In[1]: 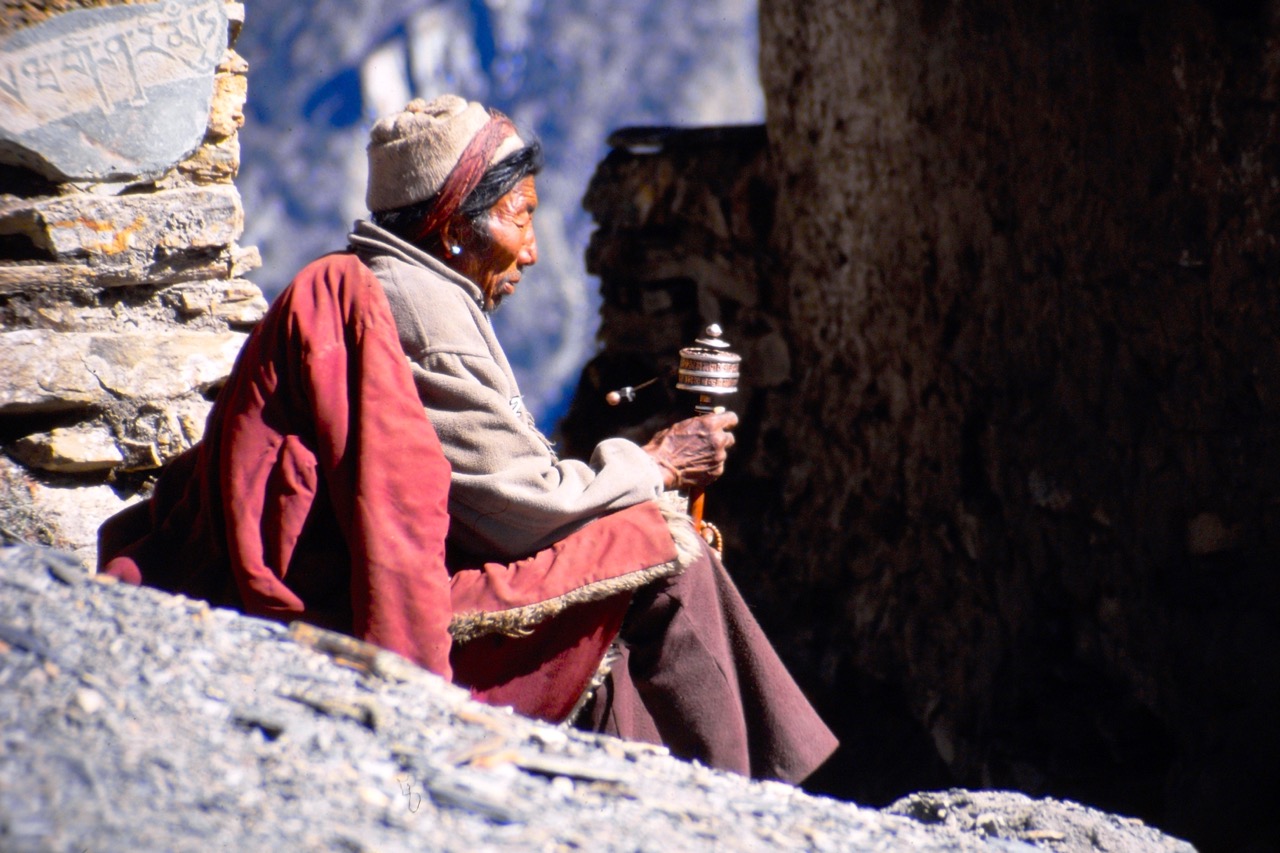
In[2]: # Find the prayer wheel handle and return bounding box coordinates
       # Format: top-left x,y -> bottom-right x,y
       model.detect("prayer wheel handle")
675,324 -> 741,549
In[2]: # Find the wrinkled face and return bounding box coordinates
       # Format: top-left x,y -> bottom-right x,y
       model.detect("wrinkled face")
452,176 -> 539,311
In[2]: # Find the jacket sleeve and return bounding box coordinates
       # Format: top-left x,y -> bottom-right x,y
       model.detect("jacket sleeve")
374,256 -> 666,560
408,348 -> 665,560
288,257 -> 456,678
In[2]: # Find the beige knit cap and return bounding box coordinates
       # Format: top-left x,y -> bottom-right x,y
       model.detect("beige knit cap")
365,94 -> 525,213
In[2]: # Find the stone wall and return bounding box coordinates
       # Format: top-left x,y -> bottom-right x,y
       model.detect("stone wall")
752,1 -> 1274,850
0,0 -> 264,566
576,4 -> 1280,850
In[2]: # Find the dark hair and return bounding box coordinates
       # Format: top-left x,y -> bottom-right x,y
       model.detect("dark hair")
372,139 -> 544,254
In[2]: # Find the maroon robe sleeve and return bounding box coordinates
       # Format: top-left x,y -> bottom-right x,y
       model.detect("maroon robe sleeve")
237,254 -> 455,676
102,254 -> 456,679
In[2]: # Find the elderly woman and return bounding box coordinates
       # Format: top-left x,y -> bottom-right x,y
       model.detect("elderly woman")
352,96 -> 735,561
101,95 -> 836,784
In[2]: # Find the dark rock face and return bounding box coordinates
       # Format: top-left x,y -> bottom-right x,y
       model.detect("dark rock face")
750,2 -> 1279,850
0,545 -> 1196,852
575,4 -> 1280,850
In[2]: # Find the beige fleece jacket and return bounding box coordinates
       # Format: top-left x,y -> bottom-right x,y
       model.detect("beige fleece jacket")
349,221 -> 665,560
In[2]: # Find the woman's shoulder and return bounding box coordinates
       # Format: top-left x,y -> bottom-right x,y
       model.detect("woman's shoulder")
294,250 -> 375,280
364,249 -> 455,295
275,251 -> 384,312
369,254 -> 490,355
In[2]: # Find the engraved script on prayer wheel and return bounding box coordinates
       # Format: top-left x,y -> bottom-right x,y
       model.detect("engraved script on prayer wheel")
676,324 -> 740,412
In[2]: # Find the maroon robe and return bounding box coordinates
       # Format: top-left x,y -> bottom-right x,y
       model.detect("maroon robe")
99,253 -> 678,720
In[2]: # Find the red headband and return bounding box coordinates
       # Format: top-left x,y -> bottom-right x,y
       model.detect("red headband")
414,111 -> 518,242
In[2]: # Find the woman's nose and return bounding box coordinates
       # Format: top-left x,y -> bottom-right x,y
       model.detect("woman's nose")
521,231 -> 538,267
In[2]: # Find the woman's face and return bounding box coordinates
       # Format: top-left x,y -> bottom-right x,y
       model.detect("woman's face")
452,175 -> 539,311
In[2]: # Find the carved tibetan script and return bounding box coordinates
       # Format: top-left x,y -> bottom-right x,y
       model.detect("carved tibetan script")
0,0 -> 225,134
0,0 -> 228,180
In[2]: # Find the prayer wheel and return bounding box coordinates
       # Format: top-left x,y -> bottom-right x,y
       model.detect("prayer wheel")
675,324 -> 739,552
675,324 -> 740,411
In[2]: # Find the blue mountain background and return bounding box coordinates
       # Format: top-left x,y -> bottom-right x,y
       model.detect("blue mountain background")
235,0 -> 763,427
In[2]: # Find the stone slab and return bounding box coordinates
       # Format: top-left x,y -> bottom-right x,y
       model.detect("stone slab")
0,0 -> 228,181
114,396 -> 212,470
207,67 -> 246,138
0,184 -> 243,274
0,327 -> 245,414
22,477 -> 134,566
7,400 -> 214,473
12,424 -> 124,473
0,244 -> 260,292
176,134 -> 240,183
0,277 -> 265,332
173,277 -> 268,326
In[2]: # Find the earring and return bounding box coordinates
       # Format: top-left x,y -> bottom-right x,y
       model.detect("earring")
450,244 -> 462,256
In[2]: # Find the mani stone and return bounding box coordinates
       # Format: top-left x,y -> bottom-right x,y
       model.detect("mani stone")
0,0 -> 229,182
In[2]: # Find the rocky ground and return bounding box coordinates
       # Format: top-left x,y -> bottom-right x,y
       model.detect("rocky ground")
0,545 -> 1196,852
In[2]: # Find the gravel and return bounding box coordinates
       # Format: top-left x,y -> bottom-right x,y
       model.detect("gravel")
0,546 -> 1196,852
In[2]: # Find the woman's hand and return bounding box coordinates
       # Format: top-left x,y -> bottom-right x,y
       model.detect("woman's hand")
642,411 -> 738,490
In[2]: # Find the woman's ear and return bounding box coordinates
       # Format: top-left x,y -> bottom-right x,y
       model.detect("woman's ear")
438,219 -> 461,258
441,214 -> 486,259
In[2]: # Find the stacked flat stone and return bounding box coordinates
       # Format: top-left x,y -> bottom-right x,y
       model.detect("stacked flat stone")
0,0 -> 264,566
582,126 -> 780,375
